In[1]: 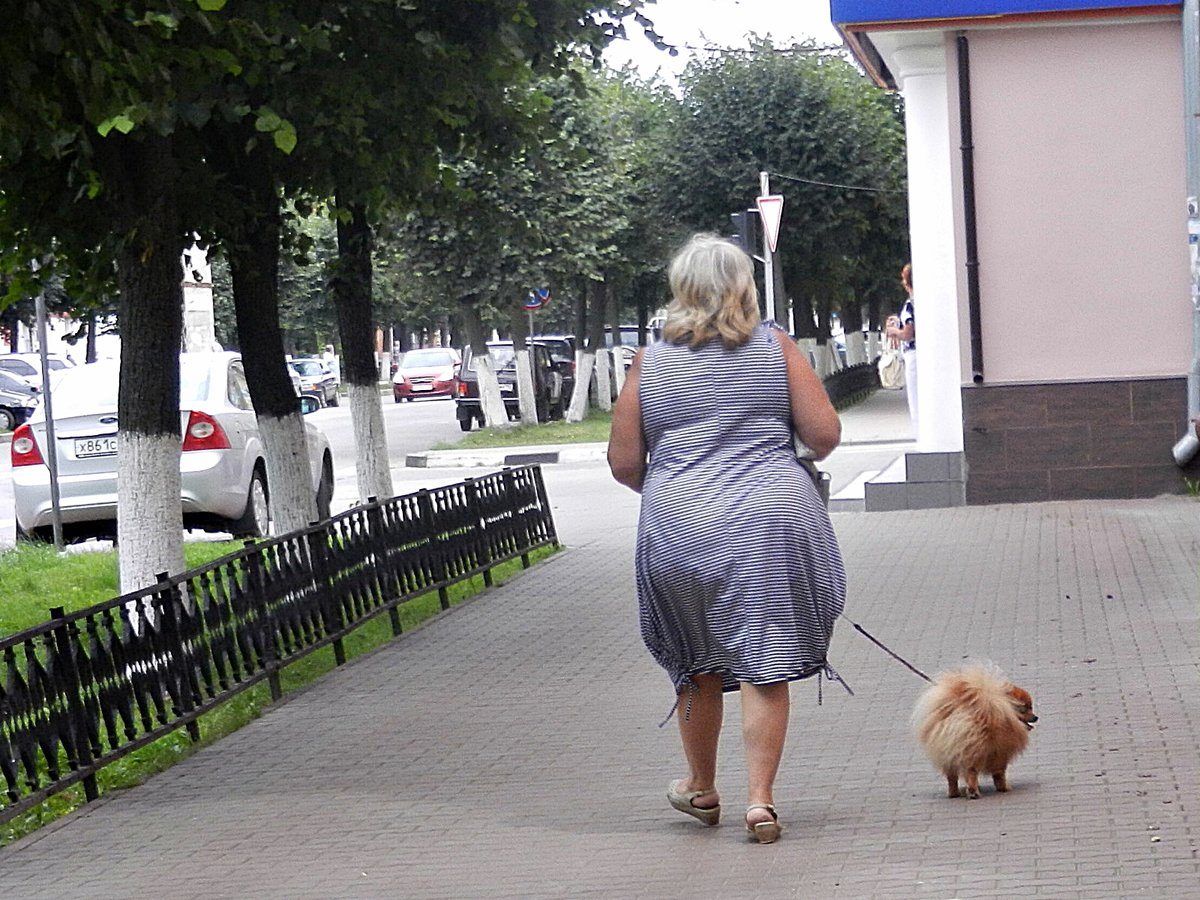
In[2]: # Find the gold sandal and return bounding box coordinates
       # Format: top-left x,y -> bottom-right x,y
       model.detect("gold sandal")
745,803 -> 782,843
667,780 -> 720,826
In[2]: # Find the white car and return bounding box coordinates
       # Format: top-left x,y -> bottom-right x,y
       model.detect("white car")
11,352 -> 334,543
0,352 -> 76,389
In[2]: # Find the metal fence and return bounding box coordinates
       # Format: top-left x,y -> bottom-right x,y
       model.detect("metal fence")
0,465 -> 557,824
824,361 -> 881,409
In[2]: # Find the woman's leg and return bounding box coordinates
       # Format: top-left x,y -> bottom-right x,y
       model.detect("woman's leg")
740,681 -> 790,823
675,673 -> 724,806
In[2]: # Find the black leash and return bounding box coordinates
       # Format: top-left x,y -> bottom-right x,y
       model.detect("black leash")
843,616 -> 933,683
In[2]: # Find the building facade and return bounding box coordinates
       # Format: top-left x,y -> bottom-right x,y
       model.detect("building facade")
831,1 -> 1200,503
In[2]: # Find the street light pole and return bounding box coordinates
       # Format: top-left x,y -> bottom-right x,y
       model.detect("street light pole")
33,263 -> 64,549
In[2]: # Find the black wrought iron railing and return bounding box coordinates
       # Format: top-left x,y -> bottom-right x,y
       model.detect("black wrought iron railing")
824,361 -> 881,409
0,465 -> 557,824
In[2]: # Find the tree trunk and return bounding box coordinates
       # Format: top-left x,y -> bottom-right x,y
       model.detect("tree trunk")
99,132 -> 186,594
333,198 -> 393,504
607,280 -> 626,396
588,279 -> 612,411
842,296 -> 867,366
866,290 -> 883,359
460,296 -> 509,427
509,304 -> 538,424
85,314 -> 98,363
227,163 -> 315,534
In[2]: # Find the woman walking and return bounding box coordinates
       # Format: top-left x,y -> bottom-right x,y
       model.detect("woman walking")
607,234 -> 846,843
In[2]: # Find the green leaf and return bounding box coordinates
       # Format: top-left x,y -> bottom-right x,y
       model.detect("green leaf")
254,108 -> 282,133
196,0 -> 228,10
273,120 -> 297,154
97,114 -> 136,137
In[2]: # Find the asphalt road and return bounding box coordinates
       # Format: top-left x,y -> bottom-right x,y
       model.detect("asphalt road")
304,392 -> 464,509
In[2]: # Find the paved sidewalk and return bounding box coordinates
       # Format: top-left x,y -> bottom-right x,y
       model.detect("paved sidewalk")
2,463 -> 1197,898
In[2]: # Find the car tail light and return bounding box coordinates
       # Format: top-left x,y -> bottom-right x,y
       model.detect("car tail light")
11,424 -> 44,467
457,380 -> 468,396
182,410 -> 231,451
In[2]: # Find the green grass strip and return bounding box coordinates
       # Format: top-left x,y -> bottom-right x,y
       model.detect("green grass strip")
437,410 -> 612,450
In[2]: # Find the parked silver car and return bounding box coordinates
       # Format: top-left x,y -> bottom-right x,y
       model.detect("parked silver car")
11,352 -> 334,542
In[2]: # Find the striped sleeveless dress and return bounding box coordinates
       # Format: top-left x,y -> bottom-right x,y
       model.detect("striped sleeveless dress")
635,323 -> 846,695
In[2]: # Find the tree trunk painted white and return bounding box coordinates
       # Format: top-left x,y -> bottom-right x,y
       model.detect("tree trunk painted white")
811,344 -> 835,378
567,350 -> 595,422
867,330 -> 882,360
474,352 -> 511,428
514,347 -> 538,423
612,350 -> 627,396
594,349 -> 613,412
797,337 -> 818,373
349,380 -> 393,503
258,413 -> 317,534
117,431 -> 185,595
846,331 -> 868,366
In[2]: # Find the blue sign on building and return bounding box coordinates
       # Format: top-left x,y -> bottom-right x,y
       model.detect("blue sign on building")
831,1 -> 1175,25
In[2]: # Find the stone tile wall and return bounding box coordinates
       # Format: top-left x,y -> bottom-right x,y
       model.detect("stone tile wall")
961,378 -> 1200,504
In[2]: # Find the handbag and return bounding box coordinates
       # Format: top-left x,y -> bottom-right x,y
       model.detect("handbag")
877,346 -> 904,389
793,434 -> 832,507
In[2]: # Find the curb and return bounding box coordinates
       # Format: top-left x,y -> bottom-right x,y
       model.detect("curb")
405,443 -> 608,469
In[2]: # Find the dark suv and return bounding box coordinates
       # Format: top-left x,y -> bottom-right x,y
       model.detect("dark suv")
531,335 -> 576,400
454,341 -> 565,431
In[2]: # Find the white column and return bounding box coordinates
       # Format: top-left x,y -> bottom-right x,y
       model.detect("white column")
892,40 -> 965,452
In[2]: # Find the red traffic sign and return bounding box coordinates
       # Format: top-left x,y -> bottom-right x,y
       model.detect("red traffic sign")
756,194 -> 784,253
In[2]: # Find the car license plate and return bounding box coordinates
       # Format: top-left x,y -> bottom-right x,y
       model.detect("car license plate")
412,384 -> 432,391
75,436 -> 118,458
500,383 -> 515,393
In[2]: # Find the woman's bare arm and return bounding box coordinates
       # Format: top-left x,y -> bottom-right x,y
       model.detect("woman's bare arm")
776,332 -> 842,460
607,349 -> 647,492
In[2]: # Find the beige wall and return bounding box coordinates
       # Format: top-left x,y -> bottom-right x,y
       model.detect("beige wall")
962,21 -> 1189,383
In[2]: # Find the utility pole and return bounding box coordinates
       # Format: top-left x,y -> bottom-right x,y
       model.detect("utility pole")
33,261 -> 64,550
760,171 -> 775,323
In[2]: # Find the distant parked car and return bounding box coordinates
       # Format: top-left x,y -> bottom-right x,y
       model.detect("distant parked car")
288,357 -> 340,407
0,383 -> 37,431
392,347 -> 461,402
0,369 -> 40,400
453,341 -> 565,431
532,335 -> 576,399
0,352 -> 75,389
11,352 -> 334,543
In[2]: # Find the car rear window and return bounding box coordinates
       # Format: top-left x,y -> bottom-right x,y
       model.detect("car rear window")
290,360 -> 325,376
48,362 -> 120,414
48,357 -> 214,415
467,346 -> 516,371
401,349 -> 455,367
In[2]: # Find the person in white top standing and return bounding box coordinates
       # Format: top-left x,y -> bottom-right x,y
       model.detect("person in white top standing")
885,263 -> 917,435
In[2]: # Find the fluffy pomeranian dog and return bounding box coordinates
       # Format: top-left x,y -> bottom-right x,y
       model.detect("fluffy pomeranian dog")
912,664 -> 1038,799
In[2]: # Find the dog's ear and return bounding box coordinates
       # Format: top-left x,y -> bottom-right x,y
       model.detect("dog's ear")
1008,686 -> 1033,706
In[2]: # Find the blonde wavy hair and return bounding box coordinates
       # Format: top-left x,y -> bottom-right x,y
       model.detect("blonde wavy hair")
663,233 -> 760,349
